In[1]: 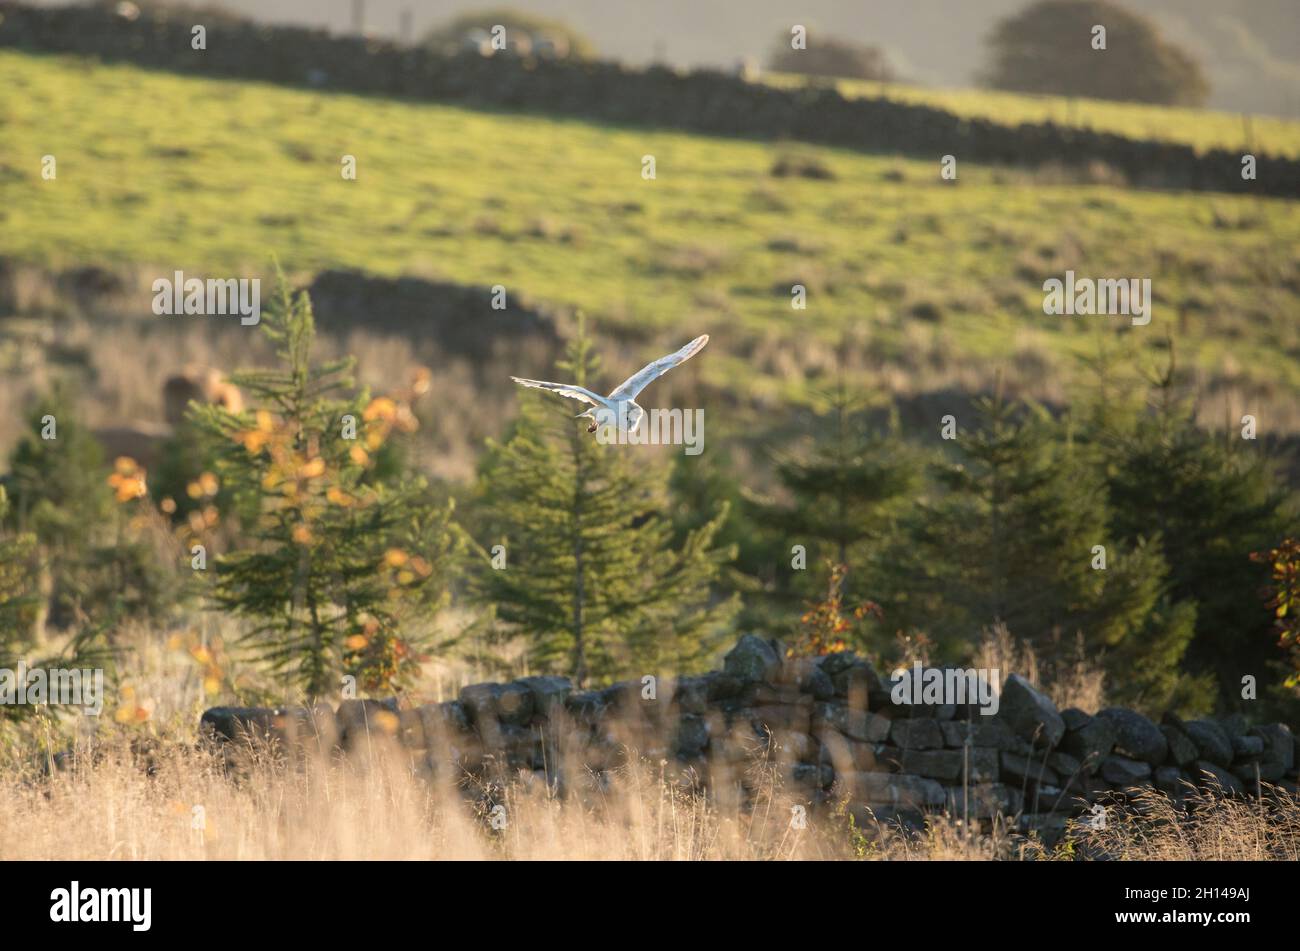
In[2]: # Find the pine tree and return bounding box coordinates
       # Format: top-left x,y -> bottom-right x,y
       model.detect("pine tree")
5,388 -> 113,550
193,274 -> 461,699
756,372 -> 917,624
474,318 -> 737,685
771,393 -> 915,565
0,487 -> 39,661
667,445 -> 762,600
878,392 -> 1196,706
1104,398 -> 1292,710
0,487 -> 45,726
2,390 -> 166,635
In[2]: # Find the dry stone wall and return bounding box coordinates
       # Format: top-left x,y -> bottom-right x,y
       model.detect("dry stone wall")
2,2 -> 1297,198
201,634 -> 1300,843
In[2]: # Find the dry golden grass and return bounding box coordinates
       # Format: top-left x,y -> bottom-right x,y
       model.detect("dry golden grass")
977,622 -> 1106,714
1022,784 -> 1300,862
0,733 -> 852,860
2,728 -> 1295,861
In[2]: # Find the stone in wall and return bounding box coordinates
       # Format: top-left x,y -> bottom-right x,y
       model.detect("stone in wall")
1181,718 -> 1234,767
998,674 -> 1065,748
1059,709 -> 1115,768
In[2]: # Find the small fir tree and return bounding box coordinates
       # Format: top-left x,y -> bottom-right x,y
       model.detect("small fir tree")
474,318 -> 736,685
193,274 -> 460,699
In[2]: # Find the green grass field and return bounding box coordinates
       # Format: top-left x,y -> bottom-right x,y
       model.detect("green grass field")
2,50 -> 1298,426
763,71 -> 1300,159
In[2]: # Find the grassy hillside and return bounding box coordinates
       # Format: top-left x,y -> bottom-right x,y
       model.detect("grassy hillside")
2,50 -> 1299,432
763,73 -> 1300,159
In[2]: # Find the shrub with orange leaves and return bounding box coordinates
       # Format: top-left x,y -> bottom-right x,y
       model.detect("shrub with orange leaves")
112,684 -> 155,725
340,615 -> 419,694
788,562 -> 882,658
107,456 -> 149,502
1251,539 -> 1300,689
166,629 -> 230,697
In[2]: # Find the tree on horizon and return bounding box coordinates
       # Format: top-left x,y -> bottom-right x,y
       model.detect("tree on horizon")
983,0 -> 1209,106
